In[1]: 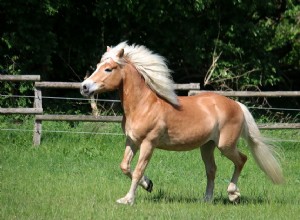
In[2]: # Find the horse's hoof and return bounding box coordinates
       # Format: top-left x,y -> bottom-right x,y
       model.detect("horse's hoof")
146,180 -> 153,193
228,189 -> 241,203
116,197 -> 134,205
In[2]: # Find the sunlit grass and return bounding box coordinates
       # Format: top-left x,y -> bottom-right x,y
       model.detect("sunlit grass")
1,118 -> 300,219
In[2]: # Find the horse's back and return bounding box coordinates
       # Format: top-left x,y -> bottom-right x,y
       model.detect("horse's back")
176,92 -> 242,119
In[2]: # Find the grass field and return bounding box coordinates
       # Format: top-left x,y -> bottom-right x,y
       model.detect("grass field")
1,116 -> 300,219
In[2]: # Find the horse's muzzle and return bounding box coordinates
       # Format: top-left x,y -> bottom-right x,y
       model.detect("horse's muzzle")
80,79 -> 104,97
80,79 -> 94,97
80,84 -> 90,97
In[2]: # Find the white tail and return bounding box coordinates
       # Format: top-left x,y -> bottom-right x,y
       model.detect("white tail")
237,102 -> 284,184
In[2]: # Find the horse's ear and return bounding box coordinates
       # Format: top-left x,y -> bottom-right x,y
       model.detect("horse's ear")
106,46 -> 111,52
117,49 -> 124,58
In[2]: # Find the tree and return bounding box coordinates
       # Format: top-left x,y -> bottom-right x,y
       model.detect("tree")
1,0 -> 299,93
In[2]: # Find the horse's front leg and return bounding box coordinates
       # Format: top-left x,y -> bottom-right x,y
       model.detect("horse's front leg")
117,140 -> 154,205
119,143 -> 153,192
119,139 -> 153,189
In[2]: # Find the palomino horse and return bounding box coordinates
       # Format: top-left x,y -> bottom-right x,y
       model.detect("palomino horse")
80,42 -> 284,205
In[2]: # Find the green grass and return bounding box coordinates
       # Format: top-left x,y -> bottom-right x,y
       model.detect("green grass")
1,117 -> 300,219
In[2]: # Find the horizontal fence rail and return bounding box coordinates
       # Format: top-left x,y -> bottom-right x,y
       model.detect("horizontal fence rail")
33,115 -> 300,129
35,114 -> 123,122
0,108 -> 43,114
258,123 -> 300,129
35,82 -> 81,89
35,82 -> 201,90
0,75 -> 40,81
189,90 -> 300,97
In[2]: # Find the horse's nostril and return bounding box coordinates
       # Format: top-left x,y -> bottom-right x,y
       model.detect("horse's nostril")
80,84 -> 89,95
81,84 -> 90,92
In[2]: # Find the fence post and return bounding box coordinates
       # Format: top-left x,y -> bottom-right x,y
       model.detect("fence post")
33,119 -> 42,146
33,88 -> 42,146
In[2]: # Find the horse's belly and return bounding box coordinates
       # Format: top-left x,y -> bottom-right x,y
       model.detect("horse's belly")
156,143 -> 202,151
156,132 -> 214,151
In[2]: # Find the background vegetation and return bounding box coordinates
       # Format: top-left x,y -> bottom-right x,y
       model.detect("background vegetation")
1,0 -> 299,116
1,118 -> 300,219
1,0 -> 299,88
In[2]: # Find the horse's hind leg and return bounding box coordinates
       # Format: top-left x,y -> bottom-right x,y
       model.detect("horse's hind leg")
218,140 -> 247,202
200,141 -> 217,201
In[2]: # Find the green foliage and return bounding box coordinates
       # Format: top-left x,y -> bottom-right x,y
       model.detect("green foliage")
204,0 -> 300,90
270,2 -> 300,77
1,0 -> 299,105
0,56 -> 33,109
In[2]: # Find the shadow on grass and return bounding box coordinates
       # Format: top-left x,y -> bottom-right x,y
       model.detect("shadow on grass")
145,188 -> 202,204
145,188 -> 284,205
213,196 -> 266,205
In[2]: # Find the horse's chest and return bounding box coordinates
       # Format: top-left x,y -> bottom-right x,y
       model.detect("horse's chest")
124,118 -> 163,144
125,127 -> 138,142
124,121 -> 145,143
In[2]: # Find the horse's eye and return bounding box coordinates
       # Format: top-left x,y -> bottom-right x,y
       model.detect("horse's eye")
105,68 -> 112,73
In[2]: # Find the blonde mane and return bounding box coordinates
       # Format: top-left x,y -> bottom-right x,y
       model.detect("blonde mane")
101,42 -> 179,106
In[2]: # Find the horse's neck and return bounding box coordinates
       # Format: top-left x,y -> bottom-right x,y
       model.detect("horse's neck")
119,64 -> 157,116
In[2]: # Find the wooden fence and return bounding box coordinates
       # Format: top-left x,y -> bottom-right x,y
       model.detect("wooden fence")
0,75 -> 201,145
1,75 -> 299,146
0,75 -> 43,114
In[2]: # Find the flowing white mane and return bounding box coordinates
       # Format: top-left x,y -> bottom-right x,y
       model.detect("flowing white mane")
101,42 -> 179,106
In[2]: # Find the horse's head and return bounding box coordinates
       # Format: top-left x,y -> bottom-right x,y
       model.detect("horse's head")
80,47 -> 124,97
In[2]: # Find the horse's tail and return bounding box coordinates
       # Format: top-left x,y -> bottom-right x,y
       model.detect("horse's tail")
237,102 -> 284,184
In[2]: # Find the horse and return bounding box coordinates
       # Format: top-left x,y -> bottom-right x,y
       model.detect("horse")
80,42 -> 284,205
